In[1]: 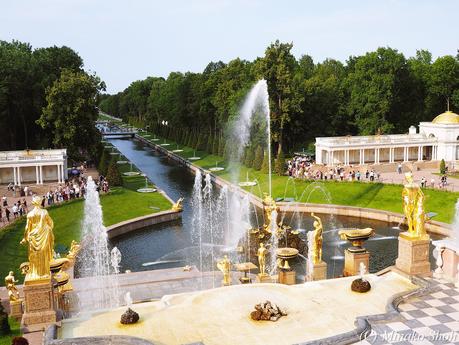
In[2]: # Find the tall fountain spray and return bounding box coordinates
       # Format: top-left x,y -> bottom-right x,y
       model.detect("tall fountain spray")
77,176 -> 120,311
228,80 -> 271,196
224,80 -> 272,248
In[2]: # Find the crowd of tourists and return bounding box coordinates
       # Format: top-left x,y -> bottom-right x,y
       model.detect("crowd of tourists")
0,173 -> 110,226
286,155 -> 450,189
287,156 -> 380,182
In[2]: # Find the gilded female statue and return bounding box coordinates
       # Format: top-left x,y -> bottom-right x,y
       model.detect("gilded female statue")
311,213 -> 323,264
402,172 -> 427,238
20,195 -> 54,283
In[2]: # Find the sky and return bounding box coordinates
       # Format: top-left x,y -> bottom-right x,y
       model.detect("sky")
1,0 -> 458,93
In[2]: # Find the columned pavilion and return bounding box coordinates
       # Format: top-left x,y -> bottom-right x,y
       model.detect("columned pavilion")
0,149 -> 68,185
315,111 -> 459,166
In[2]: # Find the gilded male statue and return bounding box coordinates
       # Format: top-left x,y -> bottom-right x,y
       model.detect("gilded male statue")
402,172 -> 427,239
311,213 -> 323,264
217,255 -> 231,286
4,271 -> 20,301
20,195 -> 55,282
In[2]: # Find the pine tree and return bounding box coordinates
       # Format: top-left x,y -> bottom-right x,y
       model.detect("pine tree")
440,159 -> 446,174
244,147 -> 254,168
253,146 -> 264,171
275,149 -> 286,175
106,157 -> 123,187
206,133 -> 213,152
218,135 -> 225,156
98,149 -> 109,176
212,135 -> 219,155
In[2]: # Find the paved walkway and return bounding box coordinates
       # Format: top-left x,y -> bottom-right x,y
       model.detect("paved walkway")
358,278 -> 459,345
378,169 -> 458,193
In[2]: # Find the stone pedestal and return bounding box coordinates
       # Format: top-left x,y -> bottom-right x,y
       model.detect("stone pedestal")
278,270 -> 296,285
9,300 -> 23,321
21,280 -> 56,332
306,261 -> 327,281
343,250 -> 370,277
395,233 -> 431,276
256,274 -> 274,283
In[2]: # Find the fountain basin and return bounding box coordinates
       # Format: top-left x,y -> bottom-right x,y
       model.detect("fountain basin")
123,172 -> 141,176
60,271 -> 415,345
136,188 -> 157,193
209,167 -> 224,172
238,181 -> 257,187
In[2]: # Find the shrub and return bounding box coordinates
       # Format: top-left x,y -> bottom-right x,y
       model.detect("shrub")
440,159 -> 446,175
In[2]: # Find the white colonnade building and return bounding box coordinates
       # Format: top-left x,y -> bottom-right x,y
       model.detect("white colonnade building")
315,111 -> 459,166
0,149 -> 68,185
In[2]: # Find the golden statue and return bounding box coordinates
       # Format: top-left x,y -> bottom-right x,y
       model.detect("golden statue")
172,197 -> 184,212
20,195 -> 54,283
402,172 -> 428,239
257,243 -> 269,276
217,255 -> 231,286
66,240 -> 81,264
262,193 -> 279,234
5,271 -> 20,302
311,213 -> 323,264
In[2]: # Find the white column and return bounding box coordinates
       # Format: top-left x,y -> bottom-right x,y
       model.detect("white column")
57,164 -> 61,183
389,148 -> 393,163
35,166 -> 39,185
62,164 -> 65,181
330,150 -> 334,166
403,147 -> 408,162
39,166 -> 43,184
362,149 -> 365,165
17,167 -> 21,186
418,146 -> 422,161
359,149 -> 362,165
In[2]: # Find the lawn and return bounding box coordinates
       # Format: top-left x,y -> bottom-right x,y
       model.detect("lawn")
0,317 -> 21,345
136,131 -> 459,224
0,164 -> 171,285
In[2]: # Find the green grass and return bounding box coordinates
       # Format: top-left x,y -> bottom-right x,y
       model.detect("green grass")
0,317 -> 21,345
135,131 -> 459,224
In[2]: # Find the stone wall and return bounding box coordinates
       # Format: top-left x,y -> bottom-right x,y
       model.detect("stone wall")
106,210 -> 182,239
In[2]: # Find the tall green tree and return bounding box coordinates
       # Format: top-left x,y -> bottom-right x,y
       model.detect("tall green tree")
37,69 -> 105,159
257,40 -> 302,157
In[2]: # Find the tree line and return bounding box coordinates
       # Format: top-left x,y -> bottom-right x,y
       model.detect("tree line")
99,41 -> 459,160
0,40 -> 104,160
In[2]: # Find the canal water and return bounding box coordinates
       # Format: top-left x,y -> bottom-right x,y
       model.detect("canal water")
107,138 -> 435,278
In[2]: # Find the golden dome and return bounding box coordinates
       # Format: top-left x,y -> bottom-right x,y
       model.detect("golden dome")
432,110 -> 459,124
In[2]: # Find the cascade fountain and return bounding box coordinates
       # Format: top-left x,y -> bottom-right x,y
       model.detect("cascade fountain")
76,176 -> 120,311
